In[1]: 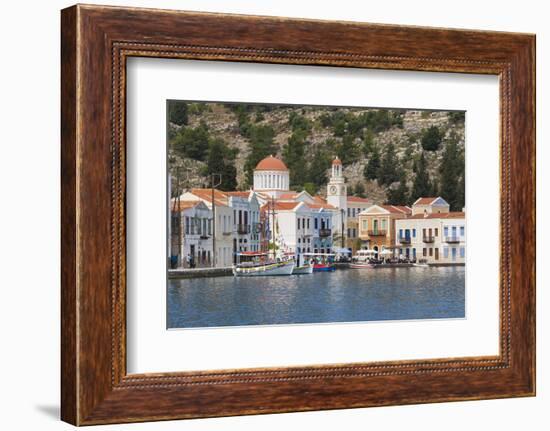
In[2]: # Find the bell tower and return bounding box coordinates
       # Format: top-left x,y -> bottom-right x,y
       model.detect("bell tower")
326,156 -> 347,238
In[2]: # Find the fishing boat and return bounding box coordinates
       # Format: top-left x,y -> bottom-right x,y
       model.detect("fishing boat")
233,252 -> 295,276
233,197 -> 295,277
350,249 -> 376,269
303,253 -> 336,272
292,254 -> 314,275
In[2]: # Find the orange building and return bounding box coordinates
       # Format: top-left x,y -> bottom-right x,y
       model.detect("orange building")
357,204 -> 411,256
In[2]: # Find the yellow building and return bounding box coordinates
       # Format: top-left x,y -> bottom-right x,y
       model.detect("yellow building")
357,204 -> 411,256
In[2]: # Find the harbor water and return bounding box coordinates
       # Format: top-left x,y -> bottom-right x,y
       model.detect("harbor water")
167,266 -> 465,329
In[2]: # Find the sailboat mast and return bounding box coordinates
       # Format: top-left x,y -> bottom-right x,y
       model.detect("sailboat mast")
271,196 -> 275,260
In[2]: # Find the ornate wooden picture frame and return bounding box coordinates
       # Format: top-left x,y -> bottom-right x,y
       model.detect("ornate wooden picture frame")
61,4 -> 535,425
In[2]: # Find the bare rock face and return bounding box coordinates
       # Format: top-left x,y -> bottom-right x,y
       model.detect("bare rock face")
169,103 -> 465,204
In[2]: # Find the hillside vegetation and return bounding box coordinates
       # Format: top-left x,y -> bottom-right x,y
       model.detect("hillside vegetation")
168,101 -> 465,211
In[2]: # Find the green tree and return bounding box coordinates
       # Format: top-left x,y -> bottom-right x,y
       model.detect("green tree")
353,182 -> 366,198
378,142 -> 399,186
203,138 -> 238,191
171,122 -> 209,161
302,182 -> 317,195
439,132 -> 465,211
421,126 -> 443,151
364,144 -> 381,181
307,149 -> 331,188
386,171 -> 409,205
243,125 -> 276,186
283,128 -> 309,187
168,101 -> 188,126
337,135 -> 359,165
411,152 -> 433,199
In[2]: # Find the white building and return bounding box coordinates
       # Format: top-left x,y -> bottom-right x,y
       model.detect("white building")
178,188 -> 234,267
170,200 -> 213,268
225,191 -> 261,254
394,197 -> 465,264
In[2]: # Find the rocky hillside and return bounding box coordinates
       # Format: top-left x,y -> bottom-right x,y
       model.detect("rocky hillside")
168,101 -> 465,209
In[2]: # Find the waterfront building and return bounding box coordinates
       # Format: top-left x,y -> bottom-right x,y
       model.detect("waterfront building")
394,197 -> 465,264
346,196 -> 372,252
261,200 -> 335,255
178,188 -> 234,267
170,199 -> 213,268
224,191 -> 261,255
357,204 -> 412,257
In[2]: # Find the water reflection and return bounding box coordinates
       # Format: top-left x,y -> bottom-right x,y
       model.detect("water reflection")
167,267 -> 465,329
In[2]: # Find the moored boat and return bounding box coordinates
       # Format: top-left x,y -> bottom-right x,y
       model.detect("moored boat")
350,249 -> 377,269
303,253 -> 336,272
292,264 -> 314,275
233,252 -> 295,276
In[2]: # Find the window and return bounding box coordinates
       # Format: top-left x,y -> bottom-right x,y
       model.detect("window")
435,228 -> 438,237
460,247 -> 465,258
307,218 -> 310,229
423,248 -> 427,257
413,248 -> 416,259
444,247 -> 449,258
347,228 -> 351,237
423,228 -> 426,237
362,219 -> 368,230
314,218 -> 318,229
460,226 -> 465,236
444,226 -> 449,237
399,229 -> 403,238
381,219 -> 387,230
412,228 -> 416,237
452,226 -> 457,236
347,208 -> 351,217
185,216 -> 190,235
429,248 -> 433,257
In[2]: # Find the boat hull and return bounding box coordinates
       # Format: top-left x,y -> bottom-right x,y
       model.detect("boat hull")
233,261 -> 295,276
349,262 -> 375,269
313,264 -> 335,272
292,264 -> 314,275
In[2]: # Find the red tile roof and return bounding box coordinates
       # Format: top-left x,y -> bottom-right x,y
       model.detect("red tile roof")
347,196 -> 370,203
261,201 -> 301,211
379,205 -> 412,214
225,191 -> 251,198
171,200 -> 200,211
413,197 -> 440,205
407,211 -> 465,220
189,188 -> 228,206
255,155 -> 288,171
308,202 -> 337,210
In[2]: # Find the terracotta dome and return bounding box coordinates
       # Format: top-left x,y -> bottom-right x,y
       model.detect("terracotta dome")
332,156 -> 342,166
255,155 -> 288,171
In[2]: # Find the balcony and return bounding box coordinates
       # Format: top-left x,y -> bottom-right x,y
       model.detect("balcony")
368,230 -> 387,236
398,236 -> 411,244
445,236 -> 460,243
253,223 -> 262,234
236,224 -> 250,235
422,236 -> 435,243
319,228 -> 332,237
200,234 -> 210,240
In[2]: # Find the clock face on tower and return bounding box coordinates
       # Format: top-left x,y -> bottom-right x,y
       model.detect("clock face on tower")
329,185 -> 337,195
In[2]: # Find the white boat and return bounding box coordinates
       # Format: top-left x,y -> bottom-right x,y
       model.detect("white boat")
233,255 -> 295,276
292,264 -> 314,274
350,249 -> 376,269
413,263 -> 430,268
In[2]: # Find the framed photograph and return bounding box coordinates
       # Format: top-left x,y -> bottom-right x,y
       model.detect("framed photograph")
61,4 -> 535,425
